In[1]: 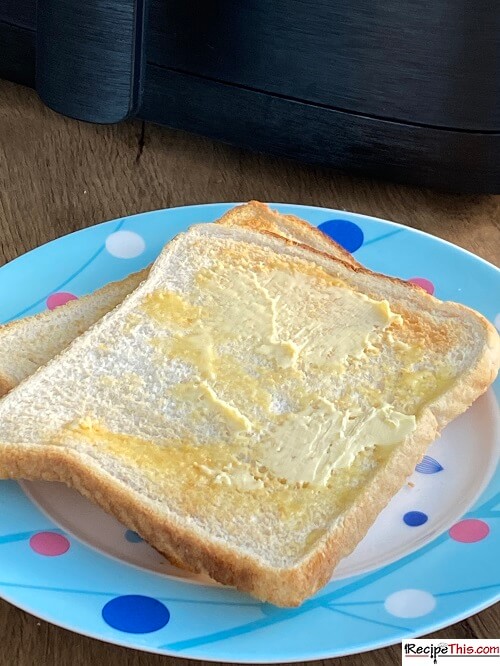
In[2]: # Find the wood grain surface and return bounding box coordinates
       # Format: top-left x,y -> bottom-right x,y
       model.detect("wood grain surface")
0,79 -> 498,666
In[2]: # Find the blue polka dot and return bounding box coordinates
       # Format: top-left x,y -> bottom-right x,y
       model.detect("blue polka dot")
102,595 -> 170,633
125,529 -> 143,543
318,219 -> 364,253
403,511 -> 428,527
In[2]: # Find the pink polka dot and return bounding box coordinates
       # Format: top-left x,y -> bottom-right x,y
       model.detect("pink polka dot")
409,277 -> 435,295
29,531 -> 70,556
449,519 -> 489,543
46,292 -> 78,310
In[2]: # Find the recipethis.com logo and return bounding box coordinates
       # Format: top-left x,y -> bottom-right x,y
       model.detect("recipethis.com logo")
402,639 -> 500,665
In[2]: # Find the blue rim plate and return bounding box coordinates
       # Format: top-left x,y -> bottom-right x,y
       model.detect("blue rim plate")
0,203 -> 498,662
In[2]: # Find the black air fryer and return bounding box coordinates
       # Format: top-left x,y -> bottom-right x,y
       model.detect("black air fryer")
1,0 -> 499,192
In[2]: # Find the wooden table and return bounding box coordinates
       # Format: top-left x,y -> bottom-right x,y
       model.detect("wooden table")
0,80 -> 498,666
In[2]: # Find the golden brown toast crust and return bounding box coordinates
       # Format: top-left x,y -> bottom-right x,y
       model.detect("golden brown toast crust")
218,201 -> 360,268
0,375 -> 13,397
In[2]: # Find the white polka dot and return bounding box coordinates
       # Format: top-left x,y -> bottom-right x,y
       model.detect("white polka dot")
105,230 -> 145,259
494,313 -> 500,332
384,589 -> 436,618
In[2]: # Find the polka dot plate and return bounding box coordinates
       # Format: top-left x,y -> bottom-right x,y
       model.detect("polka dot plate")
0,203 -> 498,662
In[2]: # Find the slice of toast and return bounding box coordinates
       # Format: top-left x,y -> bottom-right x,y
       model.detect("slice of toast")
0,202 -> 358,395
0,223 -> 497,606
217,200 -> 359,267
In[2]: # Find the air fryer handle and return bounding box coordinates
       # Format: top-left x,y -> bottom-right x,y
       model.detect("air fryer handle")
36,0 -> 148,123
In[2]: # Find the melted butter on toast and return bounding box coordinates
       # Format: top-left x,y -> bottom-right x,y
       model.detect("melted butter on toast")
126,257 -> 417,488
55,252 -> 460,523
60,418 -> 384,556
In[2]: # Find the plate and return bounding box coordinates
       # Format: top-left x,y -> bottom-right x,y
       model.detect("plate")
0,203 -> 498,662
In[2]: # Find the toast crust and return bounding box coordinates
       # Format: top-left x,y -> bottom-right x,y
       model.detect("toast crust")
218,201 -> 360,268
0,375 -> 12,397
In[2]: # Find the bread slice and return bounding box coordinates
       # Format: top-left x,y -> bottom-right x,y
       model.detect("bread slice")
217,200 -> 360,267
0,223 -> 498,606
0,270 -> 148,396
0,202 -> 357,395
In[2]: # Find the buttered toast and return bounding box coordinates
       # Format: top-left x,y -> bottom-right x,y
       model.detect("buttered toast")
0,202 -> 358,395
0,223 -> 498,606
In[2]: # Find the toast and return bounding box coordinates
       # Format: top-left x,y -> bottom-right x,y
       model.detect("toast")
0,202 -> 358,395
0,223 -> 497,606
